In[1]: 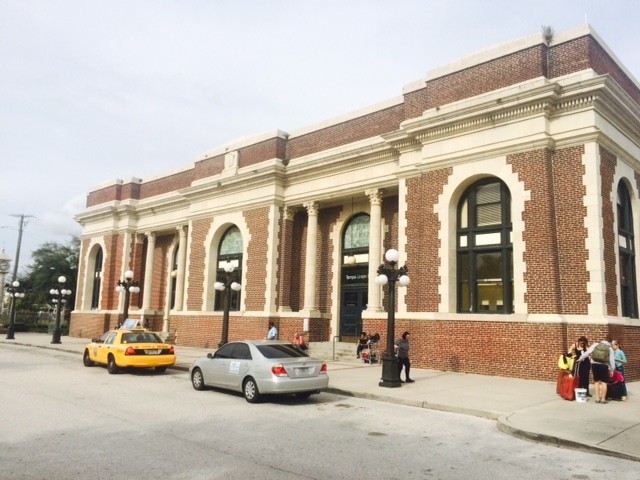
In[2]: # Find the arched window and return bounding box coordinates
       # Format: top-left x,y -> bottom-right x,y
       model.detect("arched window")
214,226 -> 242,311
343,213 -> 370,265
90,248 -> 103,309
457,179 -> 513,313
618,181 -> 638,318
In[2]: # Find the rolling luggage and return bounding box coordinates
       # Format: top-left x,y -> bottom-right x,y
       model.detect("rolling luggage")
606,381 -> 625,401
559,362 -> 580,401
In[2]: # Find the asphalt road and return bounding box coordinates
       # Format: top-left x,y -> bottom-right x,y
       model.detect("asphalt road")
1,344 -> 638,479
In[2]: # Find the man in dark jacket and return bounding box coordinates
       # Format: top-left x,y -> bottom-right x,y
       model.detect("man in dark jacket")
394,331 -> 414,383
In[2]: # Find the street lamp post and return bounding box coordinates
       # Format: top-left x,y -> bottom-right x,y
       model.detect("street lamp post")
5,281 -> 25,340
115,270 -> 140,328
214,262 -> 242,347
375,249 -> 410,388
50,276 -> 72,344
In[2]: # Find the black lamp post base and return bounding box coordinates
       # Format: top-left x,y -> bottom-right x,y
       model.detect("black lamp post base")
379,353 -> 402,388
6,327 -> 15,340
51,328 -> 62,344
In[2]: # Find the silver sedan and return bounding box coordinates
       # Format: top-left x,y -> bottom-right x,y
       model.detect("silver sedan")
189,340 -> 329,403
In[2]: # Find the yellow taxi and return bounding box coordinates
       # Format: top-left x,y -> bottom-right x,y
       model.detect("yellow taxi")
82,327 -> 176,374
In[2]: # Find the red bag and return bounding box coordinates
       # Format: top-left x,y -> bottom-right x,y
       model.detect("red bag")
560,373 -> 579,400
556,369 -> 568,394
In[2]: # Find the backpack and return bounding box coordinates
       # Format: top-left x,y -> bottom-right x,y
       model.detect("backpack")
592,342 -> 610,363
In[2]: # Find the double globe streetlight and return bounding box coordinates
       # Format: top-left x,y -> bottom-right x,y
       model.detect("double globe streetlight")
375,249 -> 410,388
50,276 -> 72,344
5,280 -> 25,340
214,261 -> 242,347
115,270 -> 140,327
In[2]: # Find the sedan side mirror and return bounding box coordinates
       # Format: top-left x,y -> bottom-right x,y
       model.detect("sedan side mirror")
207,353 -> 214,359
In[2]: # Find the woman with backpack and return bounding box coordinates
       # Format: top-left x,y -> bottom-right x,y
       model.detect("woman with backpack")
578,338 -> 616,404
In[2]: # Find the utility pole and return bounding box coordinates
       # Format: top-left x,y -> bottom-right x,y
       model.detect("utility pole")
9,214 -> 33,281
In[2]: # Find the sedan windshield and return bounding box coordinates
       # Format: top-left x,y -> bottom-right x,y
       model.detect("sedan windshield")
257,344 -> 309,358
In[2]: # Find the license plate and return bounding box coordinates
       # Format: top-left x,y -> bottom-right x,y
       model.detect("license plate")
296,367 -> 312,376
145,349 -> 160,355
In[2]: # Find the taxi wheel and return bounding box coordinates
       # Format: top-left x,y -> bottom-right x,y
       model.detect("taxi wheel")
155,366 -> 167,373
83,350 -> 95,367
243,377 -> 261,403
107,355 -> 119,374
191,368 -> 206,391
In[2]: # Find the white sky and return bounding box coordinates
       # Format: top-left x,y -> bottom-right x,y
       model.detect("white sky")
1,0 -> 638,275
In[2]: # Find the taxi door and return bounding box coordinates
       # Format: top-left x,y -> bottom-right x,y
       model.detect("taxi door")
224,343 -> 252,390
94,332 -> 117,364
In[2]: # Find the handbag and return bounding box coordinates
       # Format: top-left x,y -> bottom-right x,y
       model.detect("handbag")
558,353 -> 575,371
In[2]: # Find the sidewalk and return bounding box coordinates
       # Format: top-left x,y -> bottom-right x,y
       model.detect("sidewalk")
2,333 -> 639,461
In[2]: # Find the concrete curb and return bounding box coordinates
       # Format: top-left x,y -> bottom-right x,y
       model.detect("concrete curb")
496,416 -> 640,463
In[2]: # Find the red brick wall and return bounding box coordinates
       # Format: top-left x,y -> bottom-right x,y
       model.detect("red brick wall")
406,170 -> 451,312
186,218 -> 211,311
599,146 -> 618,316
406,45 -> 546,118
289,210 -> 307,312
238,137 -> 287,168
551,146 -> 590,314
244,207 -> 270,311
150,235 -> 173,310
288,105 -> 405,160
509,149 -> 562,313
317,206 -> 341,314
362,318 -> 640,382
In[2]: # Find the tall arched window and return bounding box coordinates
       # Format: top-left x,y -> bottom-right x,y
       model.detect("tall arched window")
618,181 -> 638,318
457,179 -> 513,313
214,226 -> 243,311
343,213 -> 370,265
90,248 -> 103,309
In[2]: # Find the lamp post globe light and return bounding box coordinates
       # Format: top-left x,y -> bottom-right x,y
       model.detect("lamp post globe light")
214,261 -> 242,347
50,276 -> 72,344
375,249 -> 410,388
115,270 -> 140,328
5,280 -> 25,340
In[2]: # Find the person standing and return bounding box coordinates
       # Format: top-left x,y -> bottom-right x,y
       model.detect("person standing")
394,331 -> 414,383
266,321 -> 278,340
578,337 -> 615,404
612,340 -> 628,401
574,336 -> 591,396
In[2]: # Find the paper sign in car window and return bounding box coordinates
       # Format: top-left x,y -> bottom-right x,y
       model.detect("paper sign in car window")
229,361 -> 240,374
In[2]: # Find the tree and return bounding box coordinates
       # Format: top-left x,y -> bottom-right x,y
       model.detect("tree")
18,236 -> 80,321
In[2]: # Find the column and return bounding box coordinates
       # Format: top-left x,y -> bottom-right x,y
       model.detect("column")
367,189 -> 383,311
174,226 -> 187,311
278,206 -> 296,312
303,201 -> 319,312
142,232 -> 156,311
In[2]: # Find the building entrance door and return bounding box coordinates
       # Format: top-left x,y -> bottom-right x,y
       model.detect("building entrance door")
340,287 -> 367,342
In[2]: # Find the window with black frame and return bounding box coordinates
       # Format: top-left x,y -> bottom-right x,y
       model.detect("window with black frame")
214,226 -> 242,311
90,247 -> 103,309
457,179 -> 513,313
618,181 -> 638,318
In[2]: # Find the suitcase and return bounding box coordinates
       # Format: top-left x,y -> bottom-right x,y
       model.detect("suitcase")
559,361 -> 580,401
606,381 -> 625,401
556,369 -> 568,394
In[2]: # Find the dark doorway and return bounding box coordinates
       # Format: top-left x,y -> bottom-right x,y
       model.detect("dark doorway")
340,287 -> 367,341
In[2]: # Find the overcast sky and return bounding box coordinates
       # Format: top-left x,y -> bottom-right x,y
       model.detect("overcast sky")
1,0 -> 638,276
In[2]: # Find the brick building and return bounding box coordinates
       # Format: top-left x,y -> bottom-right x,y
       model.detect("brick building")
71,25 -> 640,381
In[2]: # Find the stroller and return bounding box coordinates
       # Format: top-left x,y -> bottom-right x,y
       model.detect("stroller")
362,333 -> 381,364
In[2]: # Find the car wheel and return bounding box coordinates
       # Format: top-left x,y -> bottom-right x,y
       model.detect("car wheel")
295,392 -> 312,400
155,366 -> 167,373
107,354 -> 119,374
83,349 -> 95,367
243,377 -> 261,403
191,367 -> 206,391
